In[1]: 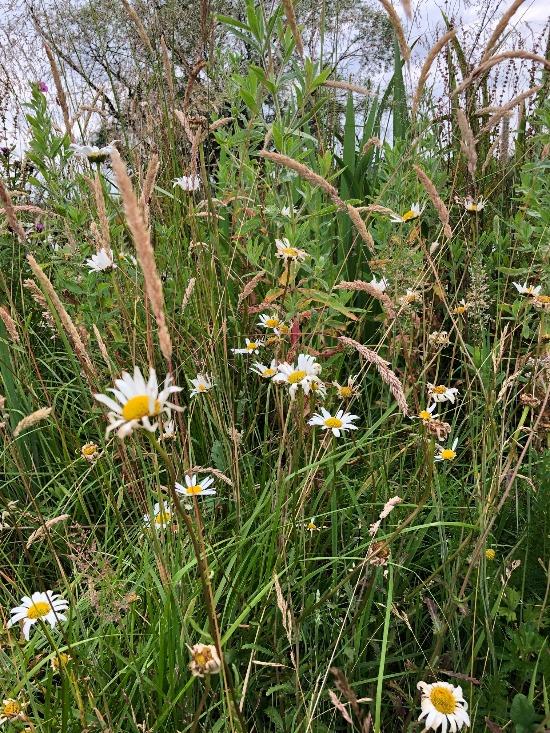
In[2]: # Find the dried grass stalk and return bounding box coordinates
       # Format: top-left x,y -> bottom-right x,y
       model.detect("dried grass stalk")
273,574 -> 296,665
281,0 -> 304,57
324,80 -> 373,96
376,0 -> 411,61
362,137 -> 382,154
160,36 -> 175,105
27,254 -> 95,375
480,85 -> 542,133
0,179 -> 27,241
399,0 -> 412,18
13,407 -> 53,437
188,465 -> 233,486
110,149 -> 172,361
26,514 -> 70,548
181,278 -> 196,311
43,43 -> 73,140
334,281 -> 396,318
92,324 -> 111,367
339,336 -> 409,416
140,153 -> 160,227
454,51 -> 550,96
0,306 -> 20,343
413,164 -> 452,238
411,29 -> 456,117
209,117 -> 234,131
23,278 -> 48,310
329,690 -> 353,725
357,203 -> 399,218
455,110 -> 477,179
480,0 -> 527,62
91,172 -> 111,251
121,0 -> 154,54
238,271 -> 266,307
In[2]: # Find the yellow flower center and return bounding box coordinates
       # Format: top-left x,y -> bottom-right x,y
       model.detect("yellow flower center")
154,511 -> 171,525
418,410 -> 432,421
429,687 -> 456,715
247,342 -> 259,350
81,443 -> 97,456
27,600 -> 51,619
198,384 -> 207,392
432,386 -> 447,394
307,522 -> 317,530
288,369 -> 307,384
324,417 -> 343,429
339,386 -> 353,398
262,368 -> 277,378
122,395 -> 161,421
453,306 -> 467,314
87,151 -> 108,163
2,701 -> 21,717
282,247 -> 299,257
186,484 -> 203,495
265,318 -> 280,328
402,209 -> 418,222
52,652 -> 71,669
440,449 -> 456,460
194,648 -> 212,666
485,549 -> 496,560
535,295 -> 550,304
278,324 -> 289,335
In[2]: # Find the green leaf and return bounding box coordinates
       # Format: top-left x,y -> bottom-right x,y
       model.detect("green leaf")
510,694 -> 540,733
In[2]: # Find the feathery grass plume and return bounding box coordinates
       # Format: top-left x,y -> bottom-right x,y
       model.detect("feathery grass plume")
27,254 -> 95,375
411,29 -> 456,118
110,149 -> 172,361
160,36 -> 175,106
453,51 -> 550,96
209,117 -> 234,131
273,574 -> 296,665
90,172 -> 111,252
281,0 -> 304,58
181,277 -> 196,311
259,150 -> 374,250
0,306 -> 20,343
26,514 -> 70,548
13,204 -> 49,215
399,0 -> 412,18
358,203 -> 399,218
182,60 -> 207,113
238,270 -> 266,307
23,278 -> 48,310
413,164 -> 452,239
188,466 -> 233,486
334,280 -> 396,319
338,336 -> 409,416
323,80 -> 374,96
455,110 -> 477,179
43,43 -> 73,141
362,137 -> 382,154
139,153 -> 160,227
480,85 -> 542,133
13,407 -> 53,437
0,179 -> 27,241
92,324 -> 111,367
480,0 -> 527,62
376,0 -> 411,61
329,690 -> 353,725
121,0 -> 154,54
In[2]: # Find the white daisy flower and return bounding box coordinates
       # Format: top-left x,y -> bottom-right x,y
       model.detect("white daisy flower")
308,376 -> 327,399
188,643 -> 222,677
8,591 -> 69,641
85,247 -> 117,272
251,359 -> 278,378
231,338 -> 263,355
417,404 -> 437,422
369,275 -> 389,293
189,373 -> 214,396
143,501 -> 173,528
390,202 -> 425,223
175,474 -> 216,497
257,313 -> 286,334
173,174 -> 201,192
399,289 -> 422,306
333,375 -> 359,399
70,141 -> 116,163
417,680 -> 470,732
428,384 -> 459,404
305,517 -> 322,533
273,353 -> 321,398
274,238 -> 308,262
463,196 -> 486,212
308,408 -> 359,437
435,438 -> 459,462
0,698 -> 27,725
161,419 -> 177,439
94,366 -> 182,439
512,281 -> 542,297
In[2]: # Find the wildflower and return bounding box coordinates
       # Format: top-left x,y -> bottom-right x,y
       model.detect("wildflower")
426,419 -> 452,442
463,196 -> 486,212
274,238 -> 308,262
81,442 -> 99,462
232,338 -> 263,355
485,548 -> 496,561
0,698 -> 27,725
306,517 -> 322,532
85,247 -> 117,272
251,360 -> 278,378
175,474 -> 216,498
428,331 -> 451,349
512,281 -> 541,297
417,404 -> 437,422
37,81 -> 48,93
435,438 -> 458,462
70,142 -> 116,163
532,294 -> 550,310
258,313 -> 286,334
452,299 -> 469,315
143,501 -> 173,528
94,366 -> 182,439
368,540 -> 391,566
35,221 -> 45,233
417,680 -> 470,732
369,275 -> 389,293
161,418 -> 176,439
333,375 -> 359,399
273,353 -> 321,398
51,652 -> 72,672
390,202 -> 425,223
173,174 -> 200,192
8,591 -> 69,640
188,643 -> 221,677
281,205 -> 297,217
308,376 -> 327,399
189,373 -> 214,396
428,384 -> 459,404
399,289 -> 422,306
308,408 -> 359,437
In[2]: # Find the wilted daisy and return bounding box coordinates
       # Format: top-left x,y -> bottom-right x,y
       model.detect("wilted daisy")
70,141 -> 116,163
175,474 -> 216,498
0,698 -> 27,725
173,174 -> 200,192
274,238 -> 308,262
161,418 -> 176,439
305,517 -> 322,533
8,591 -> 69,640
417,680 -> 470,732
513,281 -> 542,297
428,384 -> 459,404
81,442 -> 99,462
188,643 -> 221,677
51,652 -> 72,672
532,293 -> 550,310
417,404 -> 437,422
232,338 -> 263,355
428,330 -> 451,349
390,202 -> 425,223
258,313 -> 286,334
308,377 -> 327,399
333,375 -> 359,399
85,247 -> 117,272
435,438 -> 458,462
273,354 -> 321,398
143,501 -> 173,528
452,299 -> 469,315
399,289 -> 422,306
251,359 -> 278,378
463,196 -> 486,212
308,408 -> 359,437
94,366 -> 182,439
369,275 -> 389,293
189,373 -> 214,396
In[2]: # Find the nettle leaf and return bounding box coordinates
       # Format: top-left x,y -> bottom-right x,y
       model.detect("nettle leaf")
510,694 -> 540,733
